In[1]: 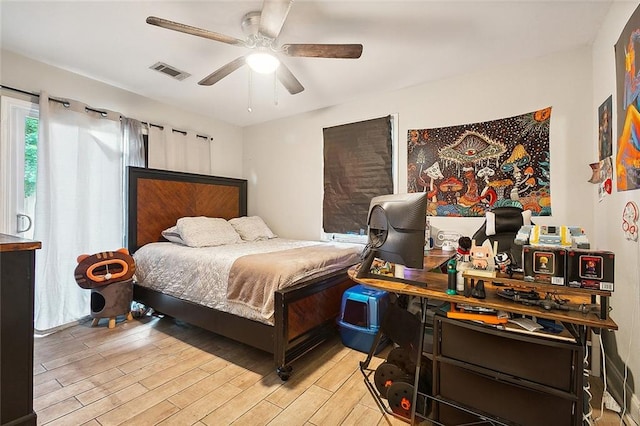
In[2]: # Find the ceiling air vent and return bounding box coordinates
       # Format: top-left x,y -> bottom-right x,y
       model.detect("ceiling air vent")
149,62 -> 191,81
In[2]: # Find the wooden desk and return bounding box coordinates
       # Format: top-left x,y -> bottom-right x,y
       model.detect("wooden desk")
348,267 -> 617,330
421,248 -> 455,271
349,264 -> 617,425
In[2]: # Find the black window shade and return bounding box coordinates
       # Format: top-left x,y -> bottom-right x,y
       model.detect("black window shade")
323,116 -> 393,234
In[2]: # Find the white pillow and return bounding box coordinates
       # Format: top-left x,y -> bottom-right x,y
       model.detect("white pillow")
161,226 -> 185,244
228,216 -> 277,241
176,216 -> 242,247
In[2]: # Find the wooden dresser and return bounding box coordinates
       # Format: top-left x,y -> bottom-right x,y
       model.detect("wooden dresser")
1,234 -> 41,426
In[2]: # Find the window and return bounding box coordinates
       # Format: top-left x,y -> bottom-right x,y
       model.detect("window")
0,95 -> 39,238
322,115 -> 398,242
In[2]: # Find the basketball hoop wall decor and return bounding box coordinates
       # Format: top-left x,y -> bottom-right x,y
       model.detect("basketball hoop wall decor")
622,201 -> 639,241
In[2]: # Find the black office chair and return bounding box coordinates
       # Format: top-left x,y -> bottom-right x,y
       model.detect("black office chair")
472,206 -> 531,268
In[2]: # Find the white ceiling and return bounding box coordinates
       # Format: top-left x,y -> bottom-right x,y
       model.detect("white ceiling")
1,1 -> 612,127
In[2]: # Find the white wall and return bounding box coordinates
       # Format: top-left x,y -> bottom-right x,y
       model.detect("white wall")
243,47 -> 595,242
0,49 -> 244,178
592,1 -> 640,422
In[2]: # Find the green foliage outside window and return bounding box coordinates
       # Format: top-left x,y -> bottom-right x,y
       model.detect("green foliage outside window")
24,117 -> 38,198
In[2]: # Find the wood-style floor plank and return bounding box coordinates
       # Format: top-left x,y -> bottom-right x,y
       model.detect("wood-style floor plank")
308,368 -> 371,425
35,396 -> 83,425
34,368 -> 124,412
267,384 -> 333,425
199,372 -> 284,425
167,363 -> 246,409
232,399 -> 282,425
96,368 -> 209,426
33,379 -> 62,399
32,315 -> 622,426
123,400 -> 180,426
159,382 -> 243,425
45,383 -> 148,426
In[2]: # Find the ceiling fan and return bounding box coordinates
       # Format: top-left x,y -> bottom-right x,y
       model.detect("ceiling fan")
146,0 -> 363,95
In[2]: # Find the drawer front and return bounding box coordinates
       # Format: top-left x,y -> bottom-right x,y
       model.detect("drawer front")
437,363 -> 577,426
437,318 -> 580,392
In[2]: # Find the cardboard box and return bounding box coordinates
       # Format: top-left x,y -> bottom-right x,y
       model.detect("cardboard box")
523,245 -> 567,285
566,249 -> 615,291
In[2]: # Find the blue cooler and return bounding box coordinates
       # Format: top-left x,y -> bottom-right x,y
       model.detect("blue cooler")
338,285 -> 390,354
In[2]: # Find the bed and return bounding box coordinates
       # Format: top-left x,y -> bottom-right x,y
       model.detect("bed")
127,166 -> 362,380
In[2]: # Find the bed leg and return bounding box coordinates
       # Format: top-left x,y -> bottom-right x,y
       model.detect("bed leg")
277,365 -> 293,381
91,318 -> 100,327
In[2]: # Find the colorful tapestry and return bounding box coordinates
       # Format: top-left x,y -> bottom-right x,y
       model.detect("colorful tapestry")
615,4 -> 640,192
408,108 -> 552,217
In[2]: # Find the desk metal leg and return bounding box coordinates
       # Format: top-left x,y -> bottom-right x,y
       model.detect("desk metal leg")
600,296 -> 609,320
359,327 -> 386,371
409,298 -> 428,425
359,300 -> 427,425
579,325 -> 589,426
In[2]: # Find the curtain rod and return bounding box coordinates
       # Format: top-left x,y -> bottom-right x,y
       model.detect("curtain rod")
0,84 -> 213,141
141,121 -> 209,140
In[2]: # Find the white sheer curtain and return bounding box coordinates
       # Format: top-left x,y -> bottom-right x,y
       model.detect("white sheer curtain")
148,125 -> 211,174
122,117 -> 145,247
188,135 -> 212,175
122,117 -> 145,167
33,93 -> 124,332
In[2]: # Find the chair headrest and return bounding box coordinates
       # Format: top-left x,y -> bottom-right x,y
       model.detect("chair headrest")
486,207 -> 532,236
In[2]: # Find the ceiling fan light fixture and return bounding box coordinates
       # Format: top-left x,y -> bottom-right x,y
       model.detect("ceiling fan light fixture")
246,51 -> 280,74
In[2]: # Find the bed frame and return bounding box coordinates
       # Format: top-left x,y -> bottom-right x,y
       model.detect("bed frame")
127,166 -> 355,380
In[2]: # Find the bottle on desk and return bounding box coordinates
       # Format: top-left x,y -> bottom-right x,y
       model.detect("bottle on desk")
456,256 -> 472,294
447,258 -> 457,295
455,237 -> 472,293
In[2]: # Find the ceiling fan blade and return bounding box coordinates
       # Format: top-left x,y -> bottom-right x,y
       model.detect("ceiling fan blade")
259,0 -> 293,39
277,62 -> 304,95
198,57 -> 246,86
146,16 -> 246,47
283,44 -> 363,59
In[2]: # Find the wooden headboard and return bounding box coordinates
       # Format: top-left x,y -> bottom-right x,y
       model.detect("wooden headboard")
127,167 -> 248,252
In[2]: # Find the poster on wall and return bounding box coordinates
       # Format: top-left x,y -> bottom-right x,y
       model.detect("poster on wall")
407,108 -> 552,217
614,4 -> 640,191
588,157 -> 613,202
598,95 -> 613,160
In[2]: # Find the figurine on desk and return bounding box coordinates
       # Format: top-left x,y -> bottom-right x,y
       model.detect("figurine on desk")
494,251 -> 513,274
469,239 -> 498,277
455,237 -> 472,263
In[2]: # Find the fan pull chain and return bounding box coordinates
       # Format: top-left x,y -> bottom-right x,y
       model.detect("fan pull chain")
273,71 -> 278,106
247,69 -> 253,113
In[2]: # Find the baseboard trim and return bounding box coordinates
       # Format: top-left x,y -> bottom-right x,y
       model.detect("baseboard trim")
604,356 -> 640,425
627,393 -> 640,425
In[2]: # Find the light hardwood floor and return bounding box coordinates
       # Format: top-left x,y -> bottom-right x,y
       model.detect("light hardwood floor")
33,314 -> 622,425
